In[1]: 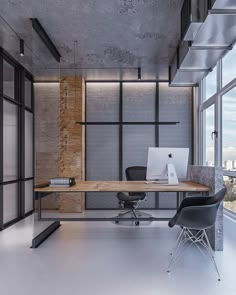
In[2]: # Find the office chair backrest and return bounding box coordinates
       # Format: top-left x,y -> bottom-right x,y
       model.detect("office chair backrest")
125,166 -> 147,197
177,188 -> 226,230
125,166 -> 146,181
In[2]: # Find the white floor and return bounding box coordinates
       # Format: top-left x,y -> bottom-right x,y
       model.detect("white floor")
0,212 -> 236,295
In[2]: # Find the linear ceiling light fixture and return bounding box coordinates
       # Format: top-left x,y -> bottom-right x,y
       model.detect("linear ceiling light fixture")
138,67 -> 141,80
20,39 -> 24,56
31,18 -> 61,62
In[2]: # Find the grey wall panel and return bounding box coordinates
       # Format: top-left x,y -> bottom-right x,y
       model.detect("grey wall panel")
122,126 -> 156,208
86,126 -> 119,208
122,83 -> 156,208
3,100 -> 18,182
86,82 -> 119,122
3,184 -> 18,224
158,83 -> 192,209
86,83 -> 120,208
123,83 -> 156,121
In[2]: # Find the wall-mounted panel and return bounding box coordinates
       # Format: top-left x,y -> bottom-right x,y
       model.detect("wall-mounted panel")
3,60 -> 15,99
3,100 -> 18,182
25,111 -> 33,178
158,83 -> 193,208
86,83 -> 120,122
122,83 -> 156,208
86,126 -> 119,208
86,83 -> 120,209
3,183 -> 18,224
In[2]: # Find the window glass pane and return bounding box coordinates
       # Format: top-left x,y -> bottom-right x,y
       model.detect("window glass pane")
25,77 -> 32,108
203,105 -> 215,166
222,87 -> 236,214
204,67 -> 217,101
222,87 -> 236,172
25,180 -> 33,213
3,183 -> 18,224
25,111 -> 33,178
123,83 -> 155,122
222,45 -> 236,87
3,101 -> 18,181
3,60 -> 15,99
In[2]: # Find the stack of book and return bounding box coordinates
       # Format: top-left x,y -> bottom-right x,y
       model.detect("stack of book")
49,177 -> 75,188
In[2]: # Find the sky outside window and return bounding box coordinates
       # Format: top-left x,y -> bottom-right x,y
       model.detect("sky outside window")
223,46 -> 236,87
222,87 -> 236,170
205,67 -> 217,101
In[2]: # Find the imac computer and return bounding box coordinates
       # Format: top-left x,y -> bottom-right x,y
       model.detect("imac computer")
146,147 -> 189,185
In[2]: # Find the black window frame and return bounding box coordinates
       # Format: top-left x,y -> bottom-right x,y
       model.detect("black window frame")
0,47 -> 34,230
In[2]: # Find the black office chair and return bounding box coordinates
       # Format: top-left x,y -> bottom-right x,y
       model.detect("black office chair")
167,188 -> 226,281
115,166 -> 149,226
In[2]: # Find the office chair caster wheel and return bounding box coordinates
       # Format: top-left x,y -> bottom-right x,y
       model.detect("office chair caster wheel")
135,221 -> 140,226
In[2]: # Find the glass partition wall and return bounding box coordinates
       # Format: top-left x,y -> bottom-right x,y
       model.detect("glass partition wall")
0,48 -> 34,229
199,45 -> 236,214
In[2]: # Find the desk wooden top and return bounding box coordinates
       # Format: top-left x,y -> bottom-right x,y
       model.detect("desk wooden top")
34,181 -> 210,193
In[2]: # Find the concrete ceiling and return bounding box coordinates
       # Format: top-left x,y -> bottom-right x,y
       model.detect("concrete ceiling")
0,0 -> 184,80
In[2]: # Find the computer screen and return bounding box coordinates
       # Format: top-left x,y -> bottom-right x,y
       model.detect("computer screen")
146,147 -> 189,181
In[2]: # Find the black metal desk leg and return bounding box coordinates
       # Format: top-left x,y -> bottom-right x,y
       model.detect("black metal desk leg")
38,192 -> 42,220
177,192 -> 180,208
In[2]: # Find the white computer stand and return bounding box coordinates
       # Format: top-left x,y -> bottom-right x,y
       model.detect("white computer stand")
167,164 -> 179,185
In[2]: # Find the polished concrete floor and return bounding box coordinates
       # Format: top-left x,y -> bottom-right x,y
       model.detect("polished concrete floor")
0,212 -> 236,295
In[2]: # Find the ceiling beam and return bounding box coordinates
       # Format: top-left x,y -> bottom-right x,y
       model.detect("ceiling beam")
31,18 -> 61,62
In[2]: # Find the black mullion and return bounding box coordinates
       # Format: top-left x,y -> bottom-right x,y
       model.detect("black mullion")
2,95 -> 23,106
0,48 -> 34,229
1,180 -> 21,185
78,121 -> 179,125
155,82 -> 159,209
85,82 -> 87,209
86,80 -> 169,83
19,68 -> 25,218
32,77 -> 35,212
0,52 -> 3,230
119,82 -> 123,181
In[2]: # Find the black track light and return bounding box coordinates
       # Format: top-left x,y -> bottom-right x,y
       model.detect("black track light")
20,39 -> 24,56
138,67 -> 141,80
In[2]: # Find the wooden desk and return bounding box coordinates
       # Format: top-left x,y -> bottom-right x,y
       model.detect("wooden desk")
35,180 -> 210,193
32,181 -> 210,248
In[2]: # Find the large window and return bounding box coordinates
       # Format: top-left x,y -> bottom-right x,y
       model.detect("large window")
203,105 -> 215,166
222,87 -> 236,172
200,45 -> 236,214
0,48 -> 34,229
